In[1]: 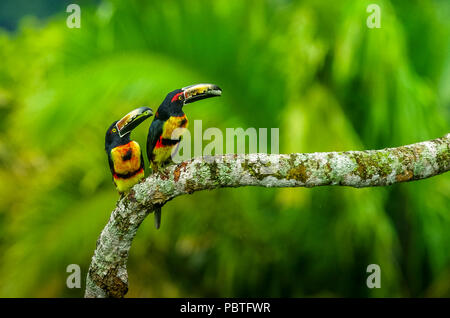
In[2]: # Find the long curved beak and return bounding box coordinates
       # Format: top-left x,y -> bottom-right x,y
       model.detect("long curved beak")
116,106 -> 153,137
182,83 -> 222,105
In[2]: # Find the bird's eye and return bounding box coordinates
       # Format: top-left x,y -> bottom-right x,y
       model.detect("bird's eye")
178,95 -> 183,101
112,128 -> 117,133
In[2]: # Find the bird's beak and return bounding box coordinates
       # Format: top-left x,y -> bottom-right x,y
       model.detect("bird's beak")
182,83 -> 222,105
116,106 -> 153,137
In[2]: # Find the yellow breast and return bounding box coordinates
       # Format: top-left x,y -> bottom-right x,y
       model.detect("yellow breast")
110,141 -> 142,175
114,169 -> 145,193
161,115 -> 189,139
151,146 -> 177,170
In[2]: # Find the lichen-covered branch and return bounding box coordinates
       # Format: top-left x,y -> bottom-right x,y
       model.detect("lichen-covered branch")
85,133 -> 450,298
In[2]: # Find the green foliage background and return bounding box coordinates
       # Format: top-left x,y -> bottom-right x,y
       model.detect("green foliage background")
0,0 -> 449,297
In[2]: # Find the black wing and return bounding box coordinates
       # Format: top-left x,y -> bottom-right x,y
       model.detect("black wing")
146,118 -> 164,162
139,146 -> 145,170
107,150 -> 115,175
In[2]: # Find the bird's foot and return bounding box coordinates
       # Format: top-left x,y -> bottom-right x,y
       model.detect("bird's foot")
154,162 -> 173,180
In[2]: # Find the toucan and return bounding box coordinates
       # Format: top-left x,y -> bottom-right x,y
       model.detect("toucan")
147,83 -> 222,229
105,107 -> 153,193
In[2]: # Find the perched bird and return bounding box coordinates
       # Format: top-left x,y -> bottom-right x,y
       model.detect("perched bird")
147,83 -> 222,228
105,107 -> 153,193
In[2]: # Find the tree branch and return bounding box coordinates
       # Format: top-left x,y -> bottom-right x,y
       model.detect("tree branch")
85,133 -> 450,297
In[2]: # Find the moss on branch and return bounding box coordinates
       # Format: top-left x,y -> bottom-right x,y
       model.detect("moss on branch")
85,133 -> 450,298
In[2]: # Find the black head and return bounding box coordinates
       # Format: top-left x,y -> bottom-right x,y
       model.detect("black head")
156,89 -> 185,120
105,106 -> 153,150
155,83 -> 222,120
105,120 -> 123,150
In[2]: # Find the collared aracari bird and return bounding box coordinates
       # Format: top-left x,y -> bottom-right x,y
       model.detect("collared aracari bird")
147,83 -> 222,229
105,107 -> 153,193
